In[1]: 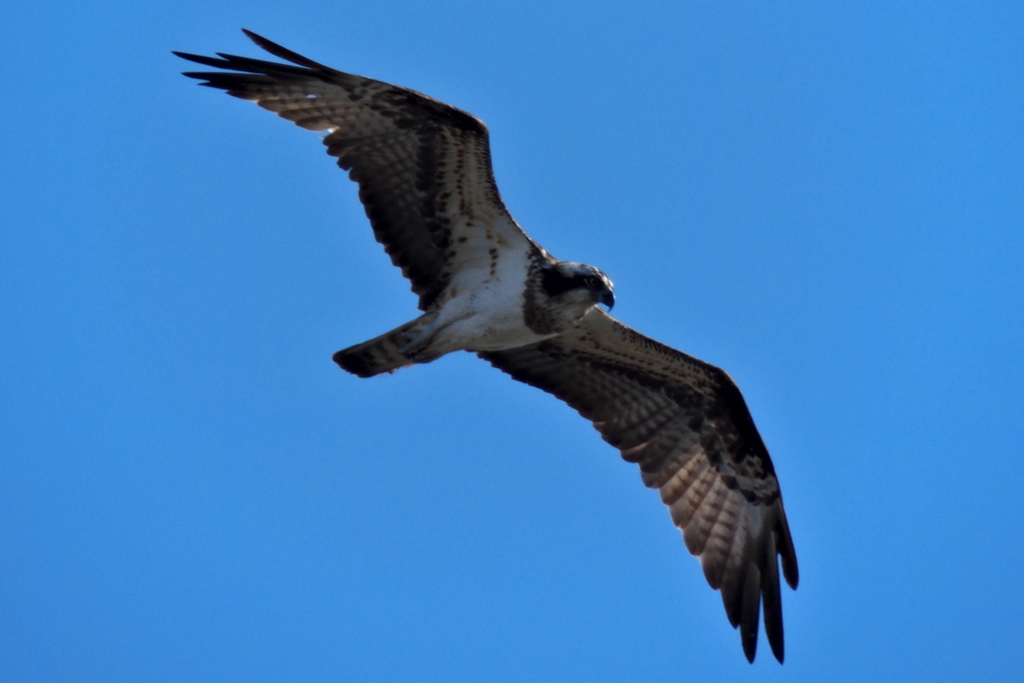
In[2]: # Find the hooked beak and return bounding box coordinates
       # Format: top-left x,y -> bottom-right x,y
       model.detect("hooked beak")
599,288 -> 615,310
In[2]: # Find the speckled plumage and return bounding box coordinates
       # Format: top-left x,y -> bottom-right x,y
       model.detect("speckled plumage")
176,30 -> 798,663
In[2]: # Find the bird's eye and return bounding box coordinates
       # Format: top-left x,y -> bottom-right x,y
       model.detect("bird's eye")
585,276 -> 601,288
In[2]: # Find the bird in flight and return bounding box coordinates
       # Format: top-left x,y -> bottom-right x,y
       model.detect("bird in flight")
175,30 -> 799,663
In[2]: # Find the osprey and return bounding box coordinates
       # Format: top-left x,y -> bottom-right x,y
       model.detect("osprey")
176,31 -> 799,663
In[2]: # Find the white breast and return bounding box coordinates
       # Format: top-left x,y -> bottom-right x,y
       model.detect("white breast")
424,239 -> 552,354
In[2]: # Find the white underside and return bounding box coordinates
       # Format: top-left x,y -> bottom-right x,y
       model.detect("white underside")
407,243 -> 555,357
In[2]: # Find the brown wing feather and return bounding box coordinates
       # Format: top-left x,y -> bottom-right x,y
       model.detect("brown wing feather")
480,308 -> 798,663
175,30 -> 533,310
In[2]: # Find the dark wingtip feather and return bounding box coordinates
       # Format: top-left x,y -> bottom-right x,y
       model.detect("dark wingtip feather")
720,565 -> 745,629
241,28 -> 332,71
739,566 -> 762,663
778,513 -> 800,589
762,538 -> 786,663
769,628 -> 785,663
782,552 -> 799,589
173,51 -> 231,70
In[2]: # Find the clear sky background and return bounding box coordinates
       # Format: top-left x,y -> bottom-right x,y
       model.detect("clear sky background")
2,2 -> 1023,681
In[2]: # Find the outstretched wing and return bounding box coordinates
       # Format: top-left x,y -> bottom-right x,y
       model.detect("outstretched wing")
175,30 -> 538,310
480,308 -> 799,663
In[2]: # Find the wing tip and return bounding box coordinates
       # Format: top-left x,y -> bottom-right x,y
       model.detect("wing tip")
783,554 -> 799,590
172,50 -> 225,72
240,28 -> 332,71
763,558 -> 786,663
769,636 -> 786,664
777,508 -> 800,590
712,509 -> 796,664
240,28 -> 277,54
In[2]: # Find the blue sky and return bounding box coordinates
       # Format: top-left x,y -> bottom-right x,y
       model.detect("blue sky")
2,2 -> 1023,681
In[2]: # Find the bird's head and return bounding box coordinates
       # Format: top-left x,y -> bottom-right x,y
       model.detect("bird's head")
542,261 -> 615,312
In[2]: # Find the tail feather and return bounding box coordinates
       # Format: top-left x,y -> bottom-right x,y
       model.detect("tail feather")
333,319 -> 422,378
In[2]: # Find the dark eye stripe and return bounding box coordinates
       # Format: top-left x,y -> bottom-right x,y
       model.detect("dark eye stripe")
541,268 -> 584,296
